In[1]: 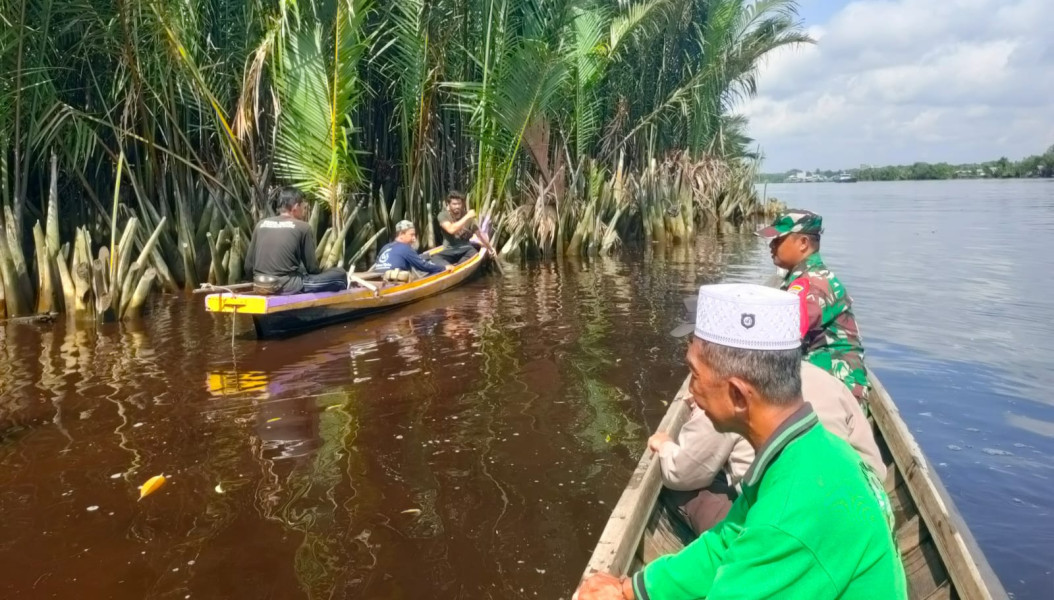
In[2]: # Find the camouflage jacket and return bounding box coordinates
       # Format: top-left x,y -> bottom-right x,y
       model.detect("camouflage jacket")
782,253 -> 870,402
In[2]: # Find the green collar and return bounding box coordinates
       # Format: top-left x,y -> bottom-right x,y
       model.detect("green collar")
741,403 -> 819,488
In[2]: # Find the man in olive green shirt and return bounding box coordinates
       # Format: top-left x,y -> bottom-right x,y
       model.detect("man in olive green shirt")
575,283 -> 906,600
433,190 -> 482,267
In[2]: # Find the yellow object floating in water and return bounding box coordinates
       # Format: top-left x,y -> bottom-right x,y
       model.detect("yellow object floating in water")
266,417 -> 281,423
139,475 -> 166,500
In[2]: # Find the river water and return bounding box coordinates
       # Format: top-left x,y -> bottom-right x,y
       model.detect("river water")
0,179 -> 1051,598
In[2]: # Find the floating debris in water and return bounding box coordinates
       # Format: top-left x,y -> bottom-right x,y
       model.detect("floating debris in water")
401,508 -> 421,515
133,422 -> 144,428
395,435 -> 403,440
947,445 -> 962,451
214,483 -> 225,494
86,505 -> 99,512
266,417 -> 281,424
982,448 -> 1013,456
110,473 -> 122,479
919,412 -> 933,418
966,427 -> 980,433
139,475 -> 166,500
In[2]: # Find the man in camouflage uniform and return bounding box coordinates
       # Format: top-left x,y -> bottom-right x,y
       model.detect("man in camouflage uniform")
756,209 -> 871,403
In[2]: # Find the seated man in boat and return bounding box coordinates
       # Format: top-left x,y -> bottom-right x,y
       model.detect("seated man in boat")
756,209 -> 871,403
243,187 -> 347,295
371,219 -> 454,280
651,364 -> 883,534
576,284 -> 906,600
432,190 -> 487,267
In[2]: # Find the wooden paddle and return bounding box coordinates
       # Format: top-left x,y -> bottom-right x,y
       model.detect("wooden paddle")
478,236 -> 504,275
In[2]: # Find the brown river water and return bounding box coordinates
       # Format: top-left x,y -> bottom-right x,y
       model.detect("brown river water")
0,236 -> 766,599
2,180 -> 1053,599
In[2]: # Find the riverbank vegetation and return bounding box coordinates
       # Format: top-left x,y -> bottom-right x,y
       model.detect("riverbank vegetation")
760,144 -> 1054,183
0,0 -> 808,319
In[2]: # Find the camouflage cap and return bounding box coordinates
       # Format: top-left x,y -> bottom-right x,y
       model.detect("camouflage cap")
755,209 -> 823,240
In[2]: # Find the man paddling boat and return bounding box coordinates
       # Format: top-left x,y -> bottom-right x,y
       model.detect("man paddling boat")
756,209 -> 871,403
243,188 -> 347,295
433,191 -> 488,267
575,283 -> 906,600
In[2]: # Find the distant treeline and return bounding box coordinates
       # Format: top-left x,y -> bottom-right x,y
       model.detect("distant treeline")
759,145 -> 1054,183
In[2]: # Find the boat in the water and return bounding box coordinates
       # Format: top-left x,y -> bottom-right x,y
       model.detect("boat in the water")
835,172 -> 858,183
578,372 -> 1007,599
204,246 -> 488,338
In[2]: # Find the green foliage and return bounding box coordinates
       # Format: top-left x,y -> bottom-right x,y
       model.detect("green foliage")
0,0 -> 810,317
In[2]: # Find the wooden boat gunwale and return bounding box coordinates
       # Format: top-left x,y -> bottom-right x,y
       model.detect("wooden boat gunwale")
578,371 -> 1008,600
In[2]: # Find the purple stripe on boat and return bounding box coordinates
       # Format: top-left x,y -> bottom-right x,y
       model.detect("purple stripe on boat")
265,290 -> 352,308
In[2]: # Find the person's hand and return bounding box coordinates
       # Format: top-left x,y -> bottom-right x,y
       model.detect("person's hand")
444,265 -> 456,272
465,209 -> 477,220
575,573 -> 630,600
648,432 -> 672,453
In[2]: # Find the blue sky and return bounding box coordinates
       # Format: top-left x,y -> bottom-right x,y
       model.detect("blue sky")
742,0 -> 1054,172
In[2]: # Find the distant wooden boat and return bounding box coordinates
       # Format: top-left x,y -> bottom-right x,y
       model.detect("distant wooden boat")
204,246 -> 487,338
578,372 -> 1007,599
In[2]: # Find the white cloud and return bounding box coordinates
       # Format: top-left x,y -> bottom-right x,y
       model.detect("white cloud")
741,0 -> 1054,170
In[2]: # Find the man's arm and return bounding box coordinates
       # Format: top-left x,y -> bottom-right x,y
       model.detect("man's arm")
654,409 -> 737,491
405,247 -> 445,275
440,210 -> 477,235
243,229 -> 258,279
301,225 -> 321,274
632,518 -> 837,600
629,502 -> 747,600
701,525 -> 838,599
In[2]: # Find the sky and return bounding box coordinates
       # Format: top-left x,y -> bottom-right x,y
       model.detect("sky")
740,0 -> 1054,172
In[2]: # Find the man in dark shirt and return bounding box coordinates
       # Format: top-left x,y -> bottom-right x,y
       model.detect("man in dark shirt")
372,220 -> 453,278
432,190 -> 488,267
243,188 -> 347,294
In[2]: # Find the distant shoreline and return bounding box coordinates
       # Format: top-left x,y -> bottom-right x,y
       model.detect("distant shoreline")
755,176 -> 1053,184
758,147 -> 1054,183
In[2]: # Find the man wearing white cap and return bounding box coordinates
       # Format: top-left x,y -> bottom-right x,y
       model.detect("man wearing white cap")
576,284 -> 906,600
372,220 -> 454,279
650,294 -> 884,535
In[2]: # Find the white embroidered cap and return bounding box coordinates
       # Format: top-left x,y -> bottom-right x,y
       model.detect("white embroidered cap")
671,283 -> 802,351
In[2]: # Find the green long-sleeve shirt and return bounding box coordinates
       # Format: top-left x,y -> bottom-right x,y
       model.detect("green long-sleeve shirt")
632,405 -> 906,599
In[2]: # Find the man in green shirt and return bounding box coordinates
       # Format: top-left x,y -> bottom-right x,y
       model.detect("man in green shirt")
575,283 -> 906,600
756,209 -> 870,403
433,190 -> 486,267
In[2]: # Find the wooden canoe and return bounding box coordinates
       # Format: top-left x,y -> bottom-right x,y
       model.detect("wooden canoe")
204,247 -> 487,338
578,372 -> 1008,599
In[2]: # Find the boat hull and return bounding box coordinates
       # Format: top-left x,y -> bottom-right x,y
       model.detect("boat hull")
206,247 -> 487,338
578,372 -> 1007,599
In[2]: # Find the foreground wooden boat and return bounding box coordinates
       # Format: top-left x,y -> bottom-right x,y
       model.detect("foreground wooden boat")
204,247 -> 487,338
579,372 -> 1007,599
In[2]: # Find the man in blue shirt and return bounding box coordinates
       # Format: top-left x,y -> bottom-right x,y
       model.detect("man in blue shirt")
372,220 -> 453,278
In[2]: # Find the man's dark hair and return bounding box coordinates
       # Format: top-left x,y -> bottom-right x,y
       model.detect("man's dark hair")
696,340 -> 803,405
802,233 -> 820,251
447,190 -> 466,203
277,187 -> 306,212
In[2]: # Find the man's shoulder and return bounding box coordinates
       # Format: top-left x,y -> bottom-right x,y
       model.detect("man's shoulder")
801,363 -> 855,405
437,209 -> 452,222
257,216 -> 305,231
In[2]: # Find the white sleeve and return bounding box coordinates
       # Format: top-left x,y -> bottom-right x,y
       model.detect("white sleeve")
658,408 -> 738,491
